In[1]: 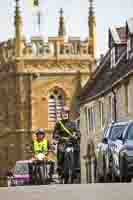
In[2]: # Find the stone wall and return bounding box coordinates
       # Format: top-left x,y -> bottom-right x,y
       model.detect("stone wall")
80,73 -> 133,183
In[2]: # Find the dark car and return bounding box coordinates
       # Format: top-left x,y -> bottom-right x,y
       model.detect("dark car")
8,160 -> 33,186
96,121 -> 128,182
110,120 -> 133,182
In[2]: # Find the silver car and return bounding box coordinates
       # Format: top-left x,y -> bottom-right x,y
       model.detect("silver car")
96,121 -> 128,182
110,120 -> 133,182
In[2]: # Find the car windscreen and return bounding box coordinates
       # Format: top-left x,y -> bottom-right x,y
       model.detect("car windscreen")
14,163 -> 31,175
110,125 -> 127,141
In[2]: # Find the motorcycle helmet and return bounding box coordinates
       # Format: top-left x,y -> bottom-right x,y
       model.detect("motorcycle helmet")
36,128 -> 45,135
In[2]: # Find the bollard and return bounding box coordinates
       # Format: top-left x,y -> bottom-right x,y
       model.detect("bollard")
85,159 -> 92,183
91,157 -> 96,183
85,160 -> 89,183
88,159 -> 92,183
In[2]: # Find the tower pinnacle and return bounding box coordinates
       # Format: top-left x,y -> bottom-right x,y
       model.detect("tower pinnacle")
58,8 -> 66,37
14,0 -> 22,57
88,0 -> 96,58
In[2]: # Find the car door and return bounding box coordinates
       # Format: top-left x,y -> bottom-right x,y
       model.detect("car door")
123,123 -> 133,152
111,125 -> 127,173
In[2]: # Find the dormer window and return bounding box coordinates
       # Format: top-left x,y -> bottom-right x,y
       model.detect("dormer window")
111,47 -> 116,68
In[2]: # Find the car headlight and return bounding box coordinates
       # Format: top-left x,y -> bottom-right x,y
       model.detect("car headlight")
121,149 -> 127,154
120,149 -> 128,158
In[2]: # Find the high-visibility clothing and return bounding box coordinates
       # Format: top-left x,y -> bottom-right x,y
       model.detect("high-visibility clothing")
33,139 -> 48,155
59,120 -> 73,137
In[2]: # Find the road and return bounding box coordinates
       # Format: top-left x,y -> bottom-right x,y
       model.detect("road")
0,184 -> 133,200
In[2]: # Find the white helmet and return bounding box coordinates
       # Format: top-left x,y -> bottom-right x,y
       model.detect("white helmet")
63,105 -> 70,113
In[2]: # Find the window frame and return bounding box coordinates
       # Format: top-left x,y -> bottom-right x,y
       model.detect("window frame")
48,89 -> 65,121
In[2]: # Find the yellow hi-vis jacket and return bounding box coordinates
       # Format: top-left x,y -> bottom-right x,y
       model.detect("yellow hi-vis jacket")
33,139 -> 48,155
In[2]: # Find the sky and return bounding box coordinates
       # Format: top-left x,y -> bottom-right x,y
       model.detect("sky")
0,0 -> 133,58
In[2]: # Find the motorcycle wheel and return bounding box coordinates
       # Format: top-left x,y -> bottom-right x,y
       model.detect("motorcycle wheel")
64,151 -> 74,184
39,165 -> 47,185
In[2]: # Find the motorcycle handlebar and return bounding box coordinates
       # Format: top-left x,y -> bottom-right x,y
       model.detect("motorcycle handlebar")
55,136 -> 78,143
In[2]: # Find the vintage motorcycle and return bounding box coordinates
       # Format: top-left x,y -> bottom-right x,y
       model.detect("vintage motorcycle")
32,146 -> 55,185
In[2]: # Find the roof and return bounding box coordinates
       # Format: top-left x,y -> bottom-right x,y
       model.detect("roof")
116,27 -> 127,43
80,50 -> 133,103
110,26 -> 126,44
127,18 -> 133,34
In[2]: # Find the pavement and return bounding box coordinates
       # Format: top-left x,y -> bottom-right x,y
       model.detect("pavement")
0,183 -> 133,200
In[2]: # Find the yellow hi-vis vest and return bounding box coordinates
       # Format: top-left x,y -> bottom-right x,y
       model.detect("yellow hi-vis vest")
59,120 -> 73,138
33,139 -> 48,155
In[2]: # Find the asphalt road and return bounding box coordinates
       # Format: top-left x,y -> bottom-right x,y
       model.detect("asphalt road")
0,184 -> 133,200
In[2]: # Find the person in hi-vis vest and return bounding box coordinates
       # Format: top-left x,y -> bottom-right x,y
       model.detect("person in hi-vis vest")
53,106 -> 79,178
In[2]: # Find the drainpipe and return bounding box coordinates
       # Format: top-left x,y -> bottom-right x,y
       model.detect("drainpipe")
112,89 -> 117,122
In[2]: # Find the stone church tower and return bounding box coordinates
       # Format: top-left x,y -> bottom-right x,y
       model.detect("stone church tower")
0,0 -> 96,167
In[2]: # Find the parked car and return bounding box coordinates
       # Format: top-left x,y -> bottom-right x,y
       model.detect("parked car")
110,120 -> 133,182
96,121 -> 128,182
8,160 -> 33,186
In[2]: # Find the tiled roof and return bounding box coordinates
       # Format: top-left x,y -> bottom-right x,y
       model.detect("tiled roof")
80,50 -> 133,103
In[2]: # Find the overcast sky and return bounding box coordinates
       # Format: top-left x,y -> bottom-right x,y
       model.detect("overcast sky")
0,0 -> 133,57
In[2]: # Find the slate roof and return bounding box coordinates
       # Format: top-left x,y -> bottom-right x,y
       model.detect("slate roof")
80,50 -> 133,103
116,27 -> 127,43
110,26 -> 126,44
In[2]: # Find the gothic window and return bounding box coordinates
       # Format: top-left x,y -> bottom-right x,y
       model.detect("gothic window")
48,88 -> 65,121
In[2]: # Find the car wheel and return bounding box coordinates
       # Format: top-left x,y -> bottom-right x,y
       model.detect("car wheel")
103,157 -> 111,183
111,160 -> 119,183
96,165 -> 104,183
112,171 -> 118,182
119,156 -> 127,183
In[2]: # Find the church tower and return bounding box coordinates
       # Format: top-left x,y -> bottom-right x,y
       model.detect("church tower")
88,0 -> 96,58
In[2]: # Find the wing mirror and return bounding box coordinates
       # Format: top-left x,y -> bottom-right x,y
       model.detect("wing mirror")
102,137 -> 108,144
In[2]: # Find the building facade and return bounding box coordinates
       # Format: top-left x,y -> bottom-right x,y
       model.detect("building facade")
0,0 -> 96,170
79,18 -> 133,183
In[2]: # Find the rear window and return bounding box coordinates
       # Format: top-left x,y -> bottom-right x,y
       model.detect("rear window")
14,163 -> 31,175
110,125 -> 127,140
